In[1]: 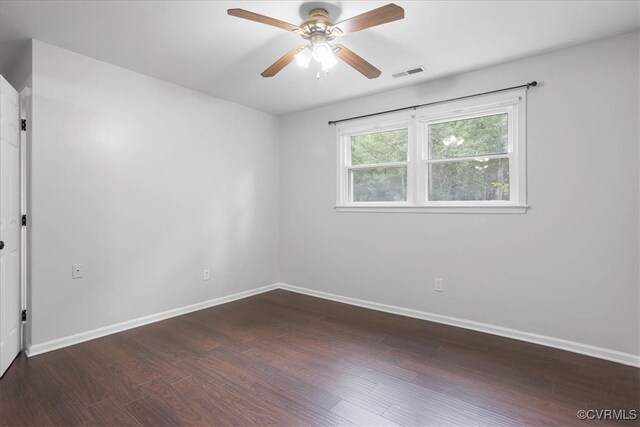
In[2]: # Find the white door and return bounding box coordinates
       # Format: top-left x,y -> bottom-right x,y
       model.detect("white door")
0,76 -> 21,377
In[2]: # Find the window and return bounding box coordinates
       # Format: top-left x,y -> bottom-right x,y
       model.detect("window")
337,90 -> 527,213
350,127 -> 408,202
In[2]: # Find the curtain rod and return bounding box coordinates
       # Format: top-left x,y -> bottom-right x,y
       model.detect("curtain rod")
328,81 -> 538,126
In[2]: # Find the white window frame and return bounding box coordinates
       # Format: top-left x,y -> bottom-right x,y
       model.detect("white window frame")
337,115 -> 414,207
336,89 -> 528,214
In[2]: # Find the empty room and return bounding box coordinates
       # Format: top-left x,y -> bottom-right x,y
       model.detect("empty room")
0,0 -> 638,426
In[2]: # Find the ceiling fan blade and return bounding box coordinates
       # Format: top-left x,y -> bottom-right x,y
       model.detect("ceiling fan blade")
332,4 -> 404,34
334,45 -> 381,79
227,9 -> 299,32
261,46 -> 305,78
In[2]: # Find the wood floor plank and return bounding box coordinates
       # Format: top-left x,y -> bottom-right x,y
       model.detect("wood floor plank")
370,381 -> 523,426
64,341 -> 146,406
174,357 -> 304,425
0,393 -> 53,426
107,331 -> 191,384
133,377 -> 211,426
83,397 -> 141,427
410,366 -> 580,425
40,349 -> 111,408
330,399 -> 401,427
124,396 -> 188,427
193,349 -> 352,426
1,289 -> 637,426
171,377 -> 269,426
209,345 -> 343,411
241,339 -> 394,415
0,355 -> 53,426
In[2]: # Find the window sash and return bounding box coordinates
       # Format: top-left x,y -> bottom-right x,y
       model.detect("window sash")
347,161 -> 408,170
347,128 -> 411,167
423,109 -> 514,161
425,153 -> 510,165
426,111 -> 510,161
425,155 -> 511,202
347,125 -> 410,167
418,105 -> 517,205
340,118 -> 414,205
348,165 -> 409,203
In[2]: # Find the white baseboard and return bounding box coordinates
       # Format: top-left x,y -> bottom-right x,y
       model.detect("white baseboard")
26,284 -> 278,357
26,281 -> 640,368
277,283 -> 640,368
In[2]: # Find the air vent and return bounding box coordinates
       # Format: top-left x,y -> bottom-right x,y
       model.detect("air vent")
392,66 -> 426,78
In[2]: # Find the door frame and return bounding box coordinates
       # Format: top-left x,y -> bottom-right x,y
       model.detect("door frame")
19,87 -> 29,351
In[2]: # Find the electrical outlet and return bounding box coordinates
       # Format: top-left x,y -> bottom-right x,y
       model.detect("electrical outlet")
434,278 -> 444,292
72,264 -> 83,279
203,269 -> 210,281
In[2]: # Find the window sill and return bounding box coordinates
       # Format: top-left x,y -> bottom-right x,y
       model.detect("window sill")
334,205 -> 529,214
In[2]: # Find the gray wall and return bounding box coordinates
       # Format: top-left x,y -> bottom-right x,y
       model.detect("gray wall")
279,32 -> 640,356
5,40 -> 31,92
30,41 -> 280,346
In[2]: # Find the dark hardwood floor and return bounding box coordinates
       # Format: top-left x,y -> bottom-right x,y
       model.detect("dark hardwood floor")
1,289 -> 638,426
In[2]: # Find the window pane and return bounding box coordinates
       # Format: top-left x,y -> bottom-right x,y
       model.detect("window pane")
428,158 -> 510,201
429,113 -> 508,159
351,166 -> 407,202
351,128 -> 408,165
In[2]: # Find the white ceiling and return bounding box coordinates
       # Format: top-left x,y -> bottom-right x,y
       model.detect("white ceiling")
0,1 -> 638,115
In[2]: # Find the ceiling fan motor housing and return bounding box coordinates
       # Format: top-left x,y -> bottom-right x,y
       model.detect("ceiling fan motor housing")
302,8 -> 331,29
299,8 -> 339,43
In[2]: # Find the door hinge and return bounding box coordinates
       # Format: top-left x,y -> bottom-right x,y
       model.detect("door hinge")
21,310 -> 26,322
21,119 -> 26,131
21,214 -> 27,226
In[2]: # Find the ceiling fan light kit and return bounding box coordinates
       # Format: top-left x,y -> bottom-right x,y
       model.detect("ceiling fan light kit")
227,4 -> 405,79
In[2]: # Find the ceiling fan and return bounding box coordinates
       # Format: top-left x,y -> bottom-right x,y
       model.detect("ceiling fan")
227,3 -> 404,79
